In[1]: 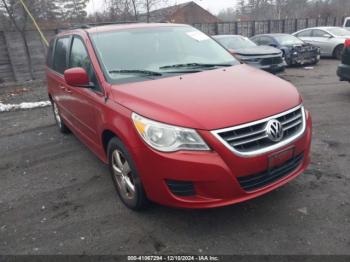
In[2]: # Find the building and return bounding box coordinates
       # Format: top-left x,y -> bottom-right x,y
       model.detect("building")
139,1 -> 221,24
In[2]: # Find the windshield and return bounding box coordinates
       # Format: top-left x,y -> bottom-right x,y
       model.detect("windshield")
327,27 -> 350,37
90,26 -> 239,84
274,35 -> 304,45
215,36 -> 257,50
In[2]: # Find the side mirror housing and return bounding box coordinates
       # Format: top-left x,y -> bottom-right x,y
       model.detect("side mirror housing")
269,44 -> 278,48
324,34 -> 333,38
64,67 -> 92,88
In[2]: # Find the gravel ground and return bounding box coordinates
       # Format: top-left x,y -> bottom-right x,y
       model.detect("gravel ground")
0,59 -> 349,255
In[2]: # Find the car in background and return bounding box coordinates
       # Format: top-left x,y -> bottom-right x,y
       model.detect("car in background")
213,35 -> 286,73
337,39 -> 350,82
293,27 -> 350,59
251,34 -> 320,66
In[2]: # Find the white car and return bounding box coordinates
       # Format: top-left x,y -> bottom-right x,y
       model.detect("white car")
293,27 -> 350,59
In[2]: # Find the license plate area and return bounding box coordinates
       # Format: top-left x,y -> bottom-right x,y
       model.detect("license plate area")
268,147 -> 295,173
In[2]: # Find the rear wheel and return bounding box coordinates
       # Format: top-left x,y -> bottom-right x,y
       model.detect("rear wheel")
107,137 -> 149,210
334,45 -> 344,60
52,101 -> 70,134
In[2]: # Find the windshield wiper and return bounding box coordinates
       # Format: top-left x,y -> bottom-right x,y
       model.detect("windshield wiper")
159,63 -> 232,70
109,69 -> 162,76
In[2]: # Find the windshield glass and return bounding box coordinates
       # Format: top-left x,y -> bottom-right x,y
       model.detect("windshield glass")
327,27 -> 350,36
215,36 -> 257,50
274,35 -> 304,45
90,26 -> 239,83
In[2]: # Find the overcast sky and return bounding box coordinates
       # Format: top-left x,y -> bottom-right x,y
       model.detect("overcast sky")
87,0 -> 238,15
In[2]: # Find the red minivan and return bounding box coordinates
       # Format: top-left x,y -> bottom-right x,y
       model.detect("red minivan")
46,23 -> 312,210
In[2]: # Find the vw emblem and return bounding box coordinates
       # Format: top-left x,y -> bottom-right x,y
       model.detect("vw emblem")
266,119 -> 284,142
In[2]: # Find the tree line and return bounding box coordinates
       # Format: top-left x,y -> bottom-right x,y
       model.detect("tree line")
218,0 -> 350,22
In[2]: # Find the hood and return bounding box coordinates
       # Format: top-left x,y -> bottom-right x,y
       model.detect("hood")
233,46 -> 281,56
110,64 -> 302,130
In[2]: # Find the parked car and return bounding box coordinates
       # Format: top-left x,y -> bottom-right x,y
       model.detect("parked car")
337,39 -> 350,82
213,35 -> 286,73
293,27 -> 350,59
251,34 -> 320,66
46,23 -> 312,210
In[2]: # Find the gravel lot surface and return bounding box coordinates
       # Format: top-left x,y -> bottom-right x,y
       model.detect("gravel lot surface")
0,59 -> 349,255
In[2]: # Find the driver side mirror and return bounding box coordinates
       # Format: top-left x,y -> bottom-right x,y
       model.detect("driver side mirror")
269,44 -> 278,48
64,67 -> 94,88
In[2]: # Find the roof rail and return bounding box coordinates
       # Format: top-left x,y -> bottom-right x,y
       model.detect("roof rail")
55,21 -> 141,33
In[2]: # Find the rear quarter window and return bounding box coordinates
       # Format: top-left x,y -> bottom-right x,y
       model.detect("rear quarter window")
53,37 -> 70,74
46,39 -> 55,69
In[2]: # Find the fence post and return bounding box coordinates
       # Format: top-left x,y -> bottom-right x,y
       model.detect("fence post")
325,17 -> 328,26
316,18 -> 319,27
267,20 -> 271,33
234,21 -> 238,35
282,19 -> 286,33
334,17 -> 337,26
215,22 -> 219,35
251,21 -> 256,37
294,18 -> 298,32
306,18 -> 309,28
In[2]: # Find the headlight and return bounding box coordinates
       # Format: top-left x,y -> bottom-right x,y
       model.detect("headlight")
132,113 -> 210,152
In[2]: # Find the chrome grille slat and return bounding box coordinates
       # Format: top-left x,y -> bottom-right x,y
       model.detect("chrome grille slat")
212,105 -> 306,157
231,134 -> 268,147
225,128 -> 266,142
281,113 -> 302,126
284,120 -> 302,131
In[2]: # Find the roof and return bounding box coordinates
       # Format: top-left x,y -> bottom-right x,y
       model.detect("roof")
138,2 -> 191,23
60,23 -> 188,35
138,1 -> 220,23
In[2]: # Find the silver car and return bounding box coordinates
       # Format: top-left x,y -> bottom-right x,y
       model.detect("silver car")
293,27 -> 350,59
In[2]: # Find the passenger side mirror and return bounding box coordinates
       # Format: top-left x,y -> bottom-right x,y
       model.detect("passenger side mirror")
269,44 -> 278,48
323,34 -> 333,38
64,67 -> 93,88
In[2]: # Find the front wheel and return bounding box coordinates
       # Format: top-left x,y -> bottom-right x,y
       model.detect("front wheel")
334,45 -> 344,60
107,137 -> 149,210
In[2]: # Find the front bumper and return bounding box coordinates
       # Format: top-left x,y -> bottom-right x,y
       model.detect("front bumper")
131,111 -> 312,209
337,63 -> 350,81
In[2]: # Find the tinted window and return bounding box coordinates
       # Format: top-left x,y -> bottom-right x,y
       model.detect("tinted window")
53,37 -> 70,74
257,36 -> 274,46
346,20 -> 350,27
46,39 -> 55,68
312,29 -> 329,37
215,36 -> 257,50
69,37 -> 100,91
296,30 -> 312,37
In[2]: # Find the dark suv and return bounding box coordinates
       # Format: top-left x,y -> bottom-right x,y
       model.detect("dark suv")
337,39 -> 350,82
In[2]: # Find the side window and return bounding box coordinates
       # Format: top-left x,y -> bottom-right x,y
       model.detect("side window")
296,30 -> 312,37
312,29 -> 328,38
69,37 -> 101,92
53,37 -> 70,74
259,36 -> 274,46
46,38 -> 55,69
346,20 -> 350,27
252,37 -> 261,45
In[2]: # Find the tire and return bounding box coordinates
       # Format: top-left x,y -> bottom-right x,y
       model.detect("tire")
334,45 -> 344,60
107,137 -> 149,210
52,101 -> 70,134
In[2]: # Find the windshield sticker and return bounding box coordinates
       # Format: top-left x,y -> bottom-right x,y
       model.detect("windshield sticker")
187,31 -> 210,42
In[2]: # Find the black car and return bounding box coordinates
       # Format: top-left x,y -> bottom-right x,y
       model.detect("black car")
337,39 -> 350,82
250,34 -> 321,66
213,35 -> 285,73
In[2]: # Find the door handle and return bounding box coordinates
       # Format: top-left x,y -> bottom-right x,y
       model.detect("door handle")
65,88 -> 72,94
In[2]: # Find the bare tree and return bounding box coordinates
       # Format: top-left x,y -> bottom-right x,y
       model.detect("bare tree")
0,0 -> 35,80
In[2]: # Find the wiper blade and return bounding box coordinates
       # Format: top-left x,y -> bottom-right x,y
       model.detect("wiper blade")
159,63 -> 232,70
109,69 -> 162,76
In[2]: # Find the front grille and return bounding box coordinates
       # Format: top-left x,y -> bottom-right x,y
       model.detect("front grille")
166,180 -> 195,197
261,56 -> 283,65
237,153 -> 304,192
212,106 -> 305,156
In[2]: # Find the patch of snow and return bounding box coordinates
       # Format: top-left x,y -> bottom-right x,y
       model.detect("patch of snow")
0,101 -> 51,112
